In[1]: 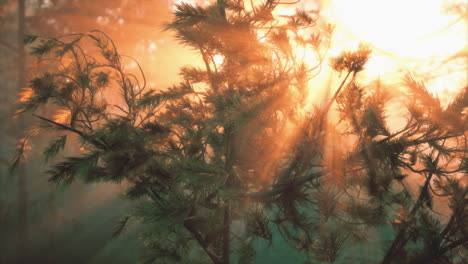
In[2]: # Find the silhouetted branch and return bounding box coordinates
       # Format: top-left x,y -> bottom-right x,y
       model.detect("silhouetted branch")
246,170 -> 324,201
32,114 -> 108,150
184,208 -> 221,264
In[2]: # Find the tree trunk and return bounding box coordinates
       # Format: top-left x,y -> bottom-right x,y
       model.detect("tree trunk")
16,0 -> 28,263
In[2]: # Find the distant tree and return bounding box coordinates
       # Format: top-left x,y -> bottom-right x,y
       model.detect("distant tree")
12,0 -> 467,263
1,1 -> 174,263
0,1 -> 29,262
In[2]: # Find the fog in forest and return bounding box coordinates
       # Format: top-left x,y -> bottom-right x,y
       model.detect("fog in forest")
0,0 -> 466,263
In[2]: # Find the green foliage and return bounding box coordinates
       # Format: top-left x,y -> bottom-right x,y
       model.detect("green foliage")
31,39 -> 59,56
246,206 -> 272,243
112,215 -> 133,237
43,135 -> 67,163
237,237 -> 256,264
23,34 -> 38,45
47,151 -> 101,185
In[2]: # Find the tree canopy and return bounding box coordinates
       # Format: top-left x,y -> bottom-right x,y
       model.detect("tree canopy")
11,0 -> 467,263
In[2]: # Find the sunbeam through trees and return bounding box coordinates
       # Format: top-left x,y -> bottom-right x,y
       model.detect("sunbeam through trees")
3,0 -> 467,263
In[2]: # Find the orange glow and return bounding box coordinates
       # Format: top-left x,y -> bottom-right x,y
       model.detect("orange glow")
53,109 -> 71,124
17,87 -> 35,103
271,0 -> 466,107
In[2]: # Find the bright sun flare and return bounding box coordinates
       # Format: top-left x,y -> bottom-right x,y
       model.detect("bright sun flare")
320,0 -> 467,103
329,0 -> 465,59
268,0 -> 467,106
172,0 -> 466,105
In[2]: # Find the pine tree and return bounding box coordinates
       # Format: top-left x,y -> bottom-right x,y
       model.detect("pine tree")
11,0 -> 467,263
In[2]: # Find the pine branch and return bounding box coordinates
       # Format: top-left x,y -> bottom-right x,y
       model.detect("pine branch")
245,170 -> 324,201
440,188 -> 468,239
32,114 -> 108,150
112,215 -> 132,237
382,172 -> 436,264
410,237 -> 468,263
324,70 -> 352,115
184,211 -> 221,264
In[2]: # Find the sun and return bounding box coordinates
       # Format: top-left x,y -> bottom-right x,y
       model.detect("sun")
271,0 -> 466,106
328,0 -> 465,59
321,0 -> 467,103
171,0 -> 466,106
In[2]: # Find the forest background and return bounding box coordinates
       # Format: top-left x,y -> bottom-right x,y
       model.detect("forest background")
0,0 -> 466,263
